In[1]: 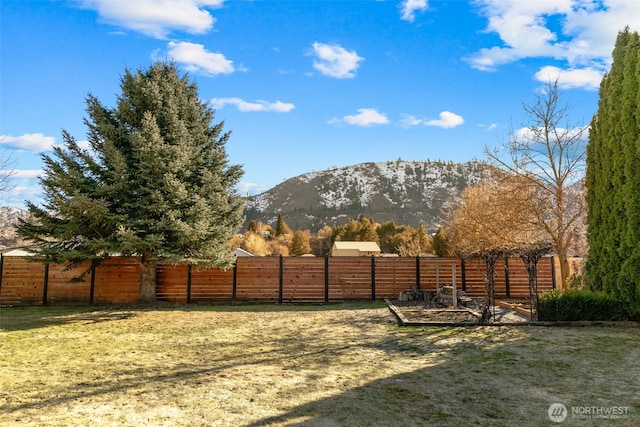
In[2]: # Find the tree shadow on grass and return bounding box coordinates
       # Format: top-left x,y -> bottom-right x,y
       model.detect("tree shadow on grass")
0,306 -> 136,332
4,306 -> 638,426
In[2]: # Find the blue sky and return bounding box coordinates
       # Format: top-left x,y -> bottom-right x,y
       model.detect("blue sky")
2,0 -> 639,209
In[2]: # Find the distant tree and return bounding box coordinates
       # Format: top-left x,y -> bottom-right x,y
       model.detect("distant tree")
332,215 -> 379,243
269,235 -> 290,256
586,27 -> 640,303
443,171 -> 547,255
0,144 -> 16,202
332,219 -> 359,242
289,230 -> 312,256
431,227 -> 449,257
274,213 -> 292,237
416,222 -> 431,254
377,220 -> 400,252
243,233 -> 271,256
356,214 -> 378,242
310,225 -> 332,256
17,62 -> 244,301
485,79 -> 587,288
247,220 -> 258,234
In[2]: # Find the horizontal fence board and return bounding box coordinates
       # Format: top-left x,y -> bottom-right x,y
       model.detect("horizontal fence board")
1,255 -> 556,306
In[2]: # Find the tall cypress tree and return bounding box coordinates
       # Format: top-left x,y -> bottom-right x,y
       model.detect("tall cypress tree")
586,28 -> 640,303
18,62 -> 245,301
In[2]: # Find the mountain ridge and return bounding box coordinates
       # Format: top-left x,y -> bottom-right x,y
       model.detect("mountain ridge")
244,159 -> 487,232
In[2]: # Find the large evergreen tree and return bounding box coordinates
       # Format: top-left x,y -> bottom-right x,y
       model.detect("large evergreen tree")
18,62 -> 245,301
586,28 -> 640,304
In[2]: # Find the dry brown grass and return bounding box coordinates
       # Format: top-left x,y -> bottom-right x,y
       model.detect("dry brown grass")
1,303 -> 639,426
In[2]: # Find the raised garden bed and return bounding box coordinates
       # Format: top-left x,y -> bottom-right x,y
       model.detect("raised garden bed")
386,299 -> 529,326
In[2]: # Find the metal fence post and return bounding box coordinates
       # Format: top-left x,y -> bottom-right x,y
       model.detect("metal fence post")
504,256 -> 510,297
278,255 -> 283,304
415,256 -> 421,290
324,255 -> 329,304
89,261 -> 96,305
186,264 -> 192,304
371,255 -> 376,301
232,261 -> 237,304
42,263 -> 50,306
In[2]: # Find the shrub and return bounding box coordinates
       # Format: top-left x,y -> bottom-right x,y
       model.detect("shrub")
537,289 -> 629,321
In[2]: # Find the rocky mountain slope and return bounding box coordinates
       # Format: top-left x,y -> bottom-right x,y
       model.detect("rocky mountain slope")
244,159 -> 487,232
0,206 -> 30,248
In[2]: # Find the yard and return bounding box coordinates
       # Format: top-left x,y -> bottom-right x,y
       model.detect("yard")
1,303 -> 638,426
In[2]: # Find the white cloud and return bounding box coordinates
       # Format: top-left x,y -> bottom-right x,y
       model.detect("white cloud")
0,133 -> 56,152
515,125 -> 589,143
12,169 -> 43,179
210,97 -> 295,112
79,0 -> 224,39
534,65 -> 603,90
310,42 -> 364,79
236,181 -> 270,196
479,122 -> 499,131
401,111 -> 464,129
468,0 -> 640,89
328,108 -> 389,127
167,41 -> 237,76
400,0 -> 429,22
426,111 -> 464,128
1,170 -> 45,208
400,114 -> 424,127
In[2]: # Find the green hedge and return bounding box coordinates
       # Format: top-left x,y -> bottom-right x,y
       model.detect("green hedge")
537,290 -> 631,321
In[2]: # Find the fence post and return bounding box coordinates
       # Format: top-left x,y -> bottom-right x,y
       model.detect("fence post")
504,256 -> 510,297
371,255 -> 376,301
89,261 -> 96,305
278,255 -> 283,304
232,261 -> 237,304
186,264 -> 192,304
0,253 -> 3,295
460,257 -> 466,292
42,263 -> 50,306
324,255 -> 329,304
415,256 -> 421,290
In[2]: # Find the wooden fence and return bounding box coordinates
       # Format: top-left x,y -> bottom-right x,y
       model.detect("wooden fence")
0,255 -> 556,306
0,256 -> 142,306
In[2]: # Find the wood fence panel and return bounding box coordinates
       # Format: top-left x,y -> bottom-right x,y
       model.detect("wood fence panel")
93,258 -> 140,304
282,258 -> 325,303
493,258 -> 508,297
235,257 -> 280,302
191,266 -> 234,303
1,255 -> 557,306
506,258 -> 531,298
328,257 -> 372,301
0,257 -> 45,306
157,264 -> 189,303
462,258 -> 488,297
46,261 -> 92,305
417,258 -> 463,292
375,257 -> 416,298
505,257 -> 555,298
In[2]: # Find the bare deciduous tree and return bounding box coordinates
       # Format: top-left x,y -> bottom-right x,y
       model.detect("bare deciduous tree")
0,143 -> 17,203
485,79 -> 587,288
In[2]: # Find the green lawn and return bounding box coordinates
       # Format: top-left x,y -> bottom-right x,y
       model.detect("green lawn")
1,303 -> 638,426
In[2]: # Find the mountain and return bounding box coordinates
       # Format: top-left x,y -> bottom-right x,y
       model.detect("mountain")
244,159 -> 487,232
0,206 -> 30,248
